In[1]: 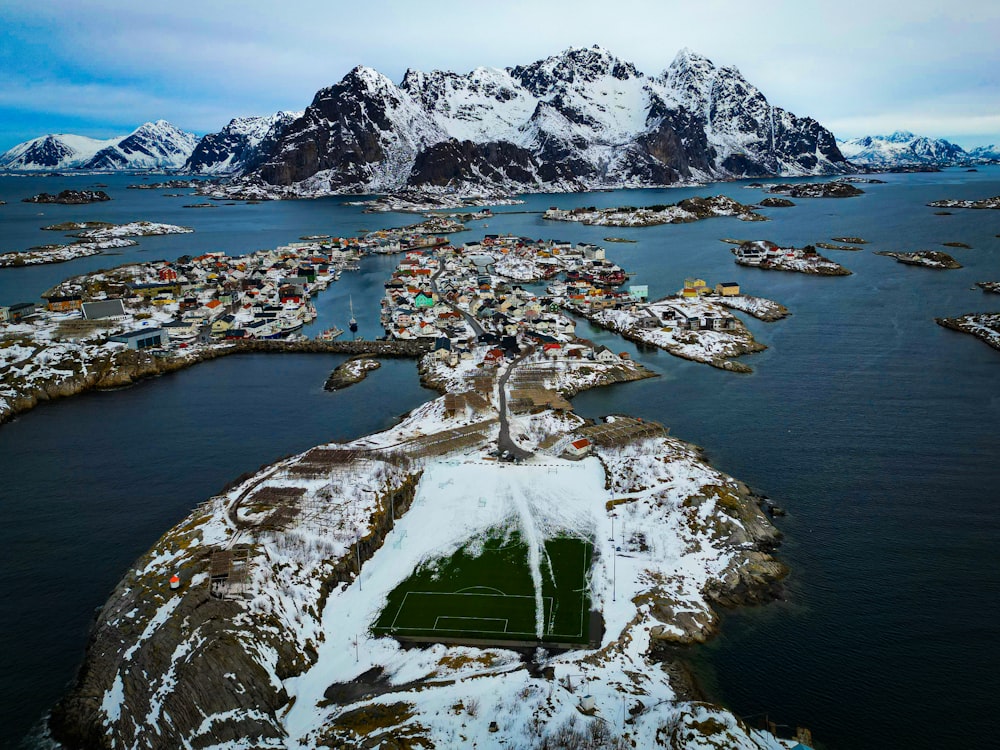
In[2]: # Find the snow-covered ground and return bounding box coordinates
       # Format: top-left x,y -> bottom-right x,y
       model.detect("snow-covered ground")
0,221 -> 192,267
82,391 -> 791,748
543,196 -> 764,226
581,296 -> 766,372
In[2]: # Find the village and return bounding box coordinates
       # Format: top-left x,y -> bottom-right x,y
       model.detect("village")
377,232 -> 785,377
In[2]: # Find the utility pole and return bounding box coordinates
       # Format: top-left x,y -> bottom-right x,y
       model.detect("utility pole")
356,533 -> 363,591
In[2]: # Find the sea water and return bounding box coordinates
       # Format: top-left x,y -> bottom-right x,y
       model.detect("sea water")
1,169 -> 998,748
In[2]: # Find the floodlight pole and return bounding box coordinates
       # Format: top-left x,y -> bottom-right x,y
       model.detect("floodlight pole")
612,548 -> 617,602
356,533 -> 363,591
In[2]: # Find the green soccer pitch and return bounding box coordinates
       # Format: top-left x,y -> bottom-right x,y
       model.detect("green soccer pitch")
372,531 -> 593,644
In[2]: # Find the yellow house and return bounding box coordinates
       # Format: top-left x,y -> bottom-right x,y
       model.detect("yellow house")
681,286 -> 699,298
715,282 -> 740,296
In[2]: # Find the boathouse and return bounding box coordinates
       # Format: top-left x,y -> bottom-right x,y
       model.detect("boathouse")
110,327 -> 167,350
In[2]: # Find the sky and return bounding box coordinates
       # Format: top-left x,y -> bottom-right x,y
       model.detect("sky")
1,0 -> 998,151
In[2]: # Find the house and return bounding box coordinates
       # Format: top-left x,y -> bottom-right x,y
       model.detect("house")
44,294 -> 82,312
110,328 -> 167,350
483,348 -> 505,367
433,336 -> 452,360
734,244 -> 766,263
211,315 -> 236,335
414,292 -> 435,308
163,320 -> 200,340
565,438 -> 592,458
594,345 -> 618,364
81,299 -> 126,320
3,302 -> 37,323
543,342 -> 562,358
715,282 -> 740,296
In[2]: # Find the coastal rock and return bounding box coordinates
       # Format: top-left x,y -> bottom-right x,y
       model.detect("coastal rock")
874,250 -> 962,269
323,356 -> 381,390
763,181 -> 863,198
936,313 -> 1000,351
543,195 -> 765,226
22,189 -> 111,204
757,197 -> 795,207
927,196 -> 1000,210
977,282 -> 1000,294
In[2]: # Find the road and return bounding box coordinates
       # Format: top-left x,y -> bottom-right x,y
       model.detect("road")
430,259 -> 484,338
496,346 -> 535,461
430,259 -> 530,460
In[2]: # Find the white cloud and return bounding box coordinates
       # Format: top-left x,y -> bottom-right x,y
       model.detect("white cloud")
0,0 -> 997,147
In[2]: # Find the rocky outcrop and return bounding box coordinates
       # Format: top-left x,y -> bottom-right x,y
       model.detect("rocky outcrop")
323,355 -> 381,390
936,313 -> 1000,351
49,468 -> 422,750
764,181 -> 863,198
874,250 -> 962,269
22,190 -> 111,204
407,139 -> 540,187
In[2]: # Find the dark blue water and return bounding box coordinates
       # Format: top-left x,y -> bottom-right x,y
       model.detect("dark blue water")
2,169 -> 999,749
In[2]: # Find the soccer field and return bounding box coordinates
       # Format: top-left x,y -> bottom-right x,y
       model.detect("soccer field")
372,532 -> 592,644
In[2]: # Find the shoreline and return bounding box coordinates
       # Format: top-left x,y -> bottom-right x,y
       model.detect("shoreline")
48,348 -> 791,749
0,338 -> 431,427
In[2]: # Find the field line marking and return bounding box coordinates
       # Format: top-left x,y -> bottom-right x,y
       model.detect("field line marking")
390,591 -> 412,631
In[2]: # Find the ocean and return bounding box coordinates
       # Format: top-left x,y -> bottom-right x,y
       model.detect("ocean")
1,169 -> 998,748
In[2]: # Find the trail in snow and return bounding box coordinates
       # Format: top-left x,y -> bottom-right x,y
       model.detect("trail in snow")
501,476 -> 546,638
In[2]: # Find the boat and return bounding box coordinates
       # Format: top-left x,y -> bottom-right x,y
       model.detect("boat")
318,326 -> 344,341
349,296 -> 358,334
278,318 -> 304,336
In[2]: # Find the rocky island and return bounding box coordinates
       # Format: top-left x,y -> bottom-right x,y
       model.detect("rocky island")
543,195 -> 766,226
324,356 -> 381,390
936,313 -> 1000,350
732,240 -> 852,275
49,346 -> 790,750
757,197 -> 795,207
927,196 -> 1000,209
977,282 -> 1000,294
0,221 -> 193,267
762,181 -> 864,198
874,250 -> 962,269
22,189 -> 111,204
347,190 -> 524,213
3,206 -> 811,748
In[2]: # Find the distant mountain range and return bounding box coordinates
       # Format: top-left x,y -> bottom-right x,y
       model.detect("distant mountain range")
3,47 -> 996,193
0,121 -> 198,171
837,131 -> 999,167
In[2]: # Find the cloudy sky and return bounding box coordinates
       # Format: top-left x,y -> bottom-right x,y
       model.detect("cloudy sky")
1,0 -> 997,151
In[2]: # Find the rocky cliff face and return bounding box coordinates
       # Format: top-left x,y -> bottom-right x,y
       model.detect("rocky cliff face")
184,112 -> 302,174
246,45 -> 850,195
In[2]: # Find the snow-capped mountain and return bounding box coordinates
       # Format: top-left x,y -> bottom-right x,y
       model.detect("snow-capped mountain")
252,45 -> 851,194
83,120 -> 197,170
0,133 -> 119,171
0,121 -> 198,171
837,131 -> 967,167
967,144 -> 1000,163
183,112 -> 302,174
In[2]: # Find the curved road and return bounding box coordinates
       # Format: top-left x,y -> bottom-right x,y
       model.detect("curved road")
429,259 -> 531,461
